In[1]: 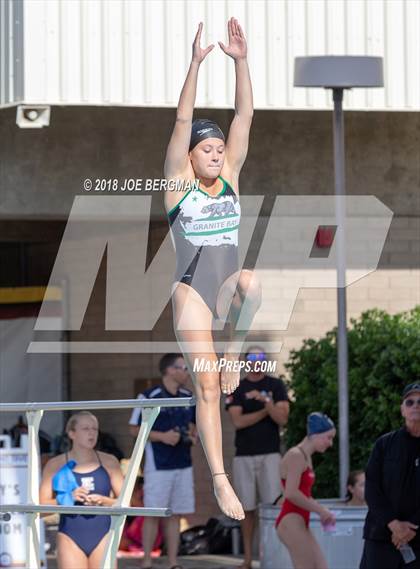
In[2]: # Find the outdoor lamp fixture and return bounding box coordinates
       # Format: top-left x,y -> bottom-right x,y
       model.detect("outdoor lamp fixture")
294,56 -> 384,498
16,105 -> 51,128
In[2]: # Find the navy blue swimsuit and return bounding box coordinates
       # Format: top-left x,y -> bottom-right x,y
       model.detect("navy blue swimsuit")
58,451 -> 112,556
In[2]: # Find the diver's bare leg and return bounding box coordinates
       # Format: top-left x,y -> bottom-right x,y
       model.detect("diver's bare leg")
172,282 -> 245,520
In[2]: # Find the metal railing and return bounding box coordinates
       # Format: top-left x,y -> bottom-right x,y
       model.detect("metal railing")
0,397 -> 195,569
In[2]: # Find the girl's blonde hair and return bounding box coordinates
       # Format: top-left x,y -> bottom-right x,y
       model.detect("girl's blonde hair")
65,411 -> 98,435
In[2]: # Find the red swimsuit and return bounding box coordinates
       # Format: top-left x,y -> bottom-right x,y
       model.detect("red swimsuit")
275,466 -> 316,528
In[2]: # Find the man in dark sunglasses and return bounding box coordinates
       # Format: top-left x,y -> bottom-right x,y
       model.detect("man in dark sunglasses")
360,382 -> 420,568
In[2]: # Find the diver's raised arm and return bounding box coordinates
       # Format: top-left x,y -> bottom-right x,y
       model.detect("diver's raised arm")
177,22 -> 214,121
164,22 -> 214,178
219,17 -> 253,176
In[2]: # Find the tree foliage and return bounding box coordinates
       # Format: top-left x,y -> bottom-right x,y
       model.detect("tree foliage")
285,306 -> 420,497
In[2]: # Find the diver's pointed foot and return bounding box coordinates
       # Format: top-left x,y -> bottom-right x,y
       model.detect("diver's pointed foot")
220,354 -> 240,395
213,473 -> 245,521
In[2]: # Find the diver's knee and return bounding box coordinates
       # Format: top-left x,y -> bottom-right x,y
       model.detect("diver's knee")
237,270 -> 262,303
196,375 -> 221,403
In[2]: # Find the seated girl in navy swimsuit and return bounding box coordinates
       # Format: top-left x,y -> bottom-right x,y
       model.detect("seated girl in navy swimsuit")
40,411 -> 124,569
275,413 -> 337,569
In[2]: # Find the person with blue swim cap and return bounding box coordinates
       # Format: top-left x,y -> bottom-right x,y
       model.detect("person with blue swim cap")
275,411 -> 336,569
307,412 -> 336,436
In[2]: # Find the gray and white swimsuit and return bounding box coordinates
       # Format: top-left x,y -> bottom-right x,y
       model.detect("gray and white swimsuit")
168,175 -> 241,319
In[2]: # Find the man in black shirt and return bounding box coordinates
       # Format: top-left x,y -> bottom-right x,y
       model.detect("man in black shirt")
225,346 -> 289,569
360,382 -> 420,568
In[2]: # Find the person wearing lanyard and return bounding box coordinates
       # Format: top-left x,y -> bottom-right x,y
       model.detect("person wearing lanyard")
360,382 -> 420,568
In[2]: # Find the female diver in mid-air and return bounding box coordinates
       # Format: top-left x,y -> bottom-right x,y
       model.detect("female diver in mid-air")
164,18 -> 262,520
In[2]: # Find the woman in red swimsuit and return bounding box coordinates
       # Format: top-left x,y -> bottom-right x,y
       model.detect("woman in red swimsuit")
275,412 -> 336,569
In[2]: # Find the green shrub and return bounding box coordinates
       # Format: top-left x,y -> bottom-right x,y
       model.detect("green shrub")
284,306 -> 420,498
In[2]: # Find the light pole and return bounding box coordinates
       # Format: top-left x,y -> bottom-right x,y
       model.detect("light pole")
294,56 -> 383,498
